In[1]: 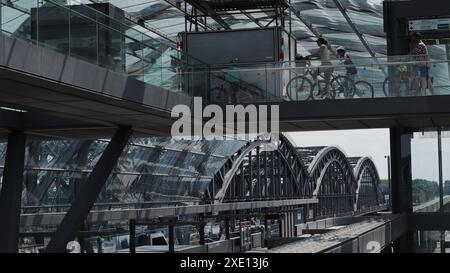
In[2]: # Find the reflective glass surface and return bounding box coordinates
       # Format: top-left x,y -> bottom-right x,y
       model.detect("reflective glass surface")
411,130 -> 440,212
0,0 -> 205,97
0,137 -> 247,210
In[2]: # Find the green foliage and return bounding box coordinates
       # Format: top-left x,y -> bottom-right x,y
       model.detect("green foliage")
379,179 -> 442,204
412,179 -> 439,204
379,179 -> 389,193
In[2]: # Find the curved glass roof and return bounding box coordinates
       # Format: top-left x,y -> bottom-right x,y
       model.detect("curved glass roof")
96,0 -> 386,58
0,137 -> 248,207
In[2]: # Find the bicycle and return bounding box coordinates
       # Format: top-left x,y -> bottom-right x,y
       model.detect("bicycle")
286,59 -> 369,101
210,76 -> 268,103
332,75 -> 374,99
382,63 -> 434,97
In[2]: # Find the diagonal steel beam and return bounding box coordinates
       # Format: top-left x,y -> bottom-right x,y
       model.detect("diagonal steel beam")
45,127 -> 132,253
288,4 -> 337,55
288,4 -> 321,41
240,9 -> 265,28
331,0 -> 377,58
0,131 -> 26,253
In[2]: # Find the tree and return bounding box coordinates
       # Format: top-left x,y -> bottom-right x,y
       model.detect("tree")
412,179 -> 439,204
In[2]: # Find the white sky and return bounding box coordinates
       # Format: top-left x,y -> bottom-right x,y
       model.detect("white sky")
289,129 -> 450,182
288,129 -> 390,179
411,132 -> 450,183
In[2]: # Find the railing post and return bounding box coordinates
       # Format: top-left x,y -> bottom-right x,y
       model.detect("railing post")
168,222 -> 175,253
129,219 -> 136,253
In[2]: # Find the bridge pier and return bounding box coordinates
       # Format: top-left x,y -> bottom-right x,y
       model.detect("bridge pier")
280,206 -> 296,238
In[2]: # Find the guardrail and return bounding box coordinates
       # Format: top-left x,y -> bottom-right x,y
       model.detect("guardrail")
0,0 -> 207,96
207,55 -> 450,103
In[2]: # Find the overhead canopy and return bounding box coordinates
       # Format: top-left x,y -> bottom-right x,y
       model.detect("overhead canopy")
99,0 -> 386,58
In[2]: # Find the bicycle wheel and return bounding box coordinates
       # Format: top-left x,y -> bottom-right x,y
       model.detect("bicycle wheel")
330,75 -> 354,99
354,80 -> 374,98
286,76 -> 313,101
311,81 -> 335,100
383,76 -> 409,97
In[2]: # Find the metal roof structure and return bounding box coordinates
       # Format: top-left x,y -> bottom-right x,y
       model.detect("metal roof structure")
96,0 -> 386,58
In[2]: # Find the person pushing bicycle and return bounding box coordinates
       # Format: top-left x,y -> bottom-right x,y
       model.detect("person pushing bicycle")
336,47 -> 357,97
310,38 -> 333,98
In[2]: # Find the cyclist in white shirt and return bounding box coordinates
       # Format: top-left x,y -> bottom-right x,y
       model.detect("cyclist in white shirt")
310,38 -> 333,98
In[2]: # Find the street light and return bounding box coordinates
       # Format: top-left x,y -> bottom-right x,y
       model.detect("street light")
384,155 -> 391,210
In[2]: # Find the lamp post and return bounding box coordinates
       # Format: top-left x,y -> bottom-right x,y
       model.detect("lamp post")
385,155 -> 392,210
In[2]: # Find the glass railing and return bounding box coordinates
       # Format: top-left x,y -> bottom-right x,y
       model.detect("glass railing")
206,54 -> 450,104
0,0 -> 209,97
2,0 -> 450,105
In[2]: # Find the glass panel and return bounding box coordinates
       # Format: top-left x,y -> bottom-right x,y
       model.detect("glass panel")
1,0 -> 38,41
69,7 -> 97,64
441,130 -> 450,212
99,174 -> 209,203
22,169 -> 89,208
38,1 -> 70,54
415,230 -> 447,253
411,130 -> 440,212
125,34 -> 144,81
98,25 -> 124,72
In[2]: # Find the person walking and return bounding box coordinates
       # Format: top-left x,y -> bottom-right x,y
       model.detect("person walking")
224,58 -> 241,103
336,47 -> 357,97
410,32 -> 433,95
311,38 -> 333,98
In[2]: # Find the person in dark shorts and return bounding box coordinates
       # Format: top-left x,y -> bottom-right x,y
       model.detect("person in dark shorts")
336,47 -> 357,97
410,32 -> 433,95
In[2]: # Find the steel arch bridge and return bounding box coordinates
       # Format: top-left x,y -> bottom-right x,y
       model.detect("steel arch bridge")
205,134 -> 386,218
2,134 -> 385,219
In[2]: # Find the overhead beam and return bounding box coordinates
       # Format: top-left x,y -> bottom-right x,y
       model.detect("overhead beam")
409,212 -> 450,231
0,107 -> 114,132
163,0 -> 217,31
45,127 -> 132,253
0,131 -> 26,253
186,0 -> 232,30
0,108 -> 21,130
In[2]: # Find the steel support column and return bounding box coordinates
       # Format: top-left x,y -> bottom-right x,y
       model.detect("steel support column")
437,128 -> 444,211
129,219 -> 136,253
198,214 -> 205,245
0,131 -> 26,253
390,127 -> 413,214
45,127 -> 132,253
225,217 -> 230,239
168,223 -> 175,253
199,223 -> 205,245
390,127 -> 414,252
